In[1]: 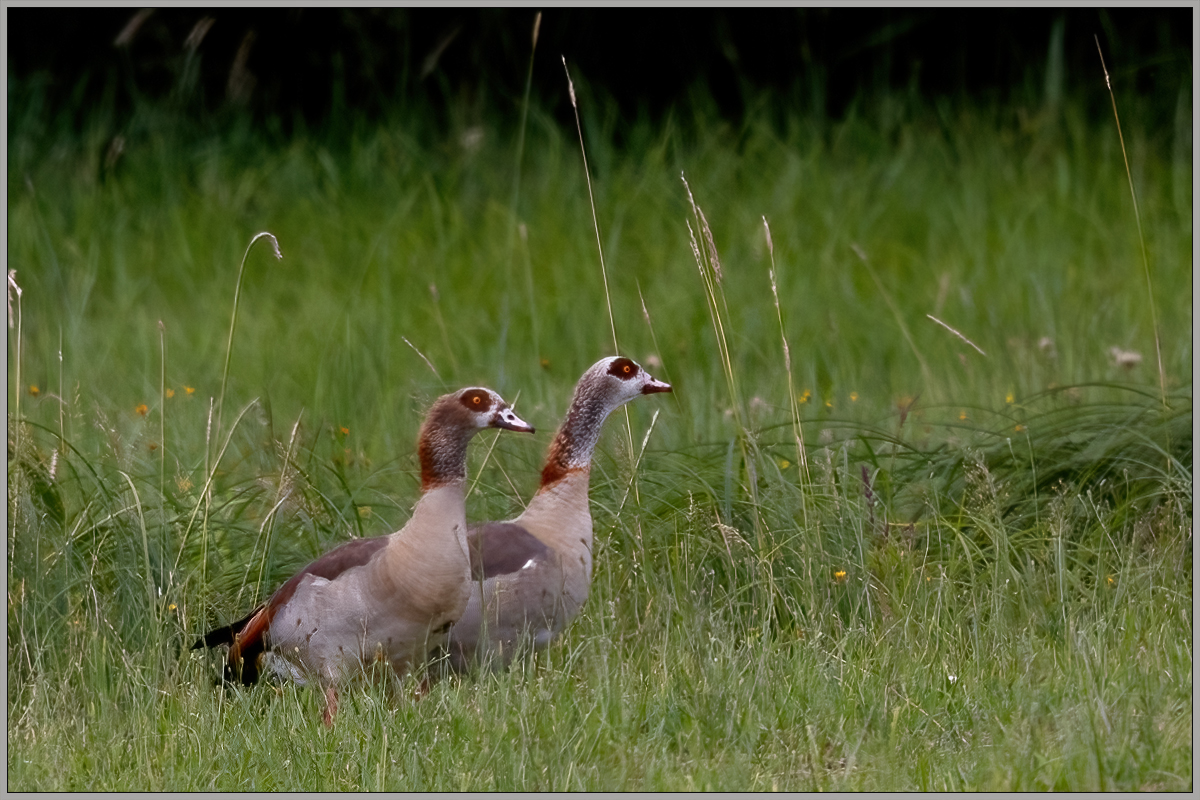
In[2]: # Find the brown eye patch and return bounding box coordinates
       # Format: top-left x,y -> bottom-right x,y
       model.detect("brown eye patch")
607,357 -> 640,379
459,390 -> 493,411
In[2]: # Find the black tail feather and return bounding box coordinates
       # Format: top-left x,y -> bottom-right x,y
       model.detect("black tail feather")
191,623 -> 235,651
192,607 -> 266,687
191,607 -> 259,650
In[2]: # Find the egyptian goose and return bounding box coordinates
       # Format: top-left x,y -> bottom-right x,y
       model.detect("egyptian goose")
444,356 -> 671,671
192,387 -> 534,724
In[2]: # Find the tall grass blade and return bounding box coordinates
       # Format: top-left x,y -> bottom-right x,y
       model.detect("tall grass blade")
245,413 -> 304,601
216,232 -> 283,448
9,270 -> 23,434
468,390 -> 524,504
561,55 -> 637,486
158,320 -> 167,593
851,243 -> 935,393
561,57 -> 619,358
118,470 -> 159,630
1094,36 -> 1167,408
175,397 -> 262,578
513,13 -> 542,359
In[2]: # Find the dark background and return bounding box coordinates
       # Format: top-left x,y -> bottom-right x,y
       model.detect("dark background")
6,8 -> 1194,136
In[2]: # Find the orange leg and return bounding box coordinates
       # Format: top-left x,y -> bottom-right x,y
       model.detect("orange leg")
322,685 -> 339,727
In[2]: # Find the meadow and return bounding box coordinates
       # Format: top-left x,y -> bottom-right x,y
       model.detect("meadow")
7,64 -> 1192,789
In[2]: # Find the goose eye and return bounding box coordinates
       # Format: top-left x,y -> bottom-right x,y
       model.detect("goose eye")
460,390 -> 492,411
607,358 -> 640,379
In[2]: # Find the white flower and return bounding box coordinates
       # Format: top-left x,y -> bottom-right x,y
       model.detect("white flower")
1108,346 -> 1142,369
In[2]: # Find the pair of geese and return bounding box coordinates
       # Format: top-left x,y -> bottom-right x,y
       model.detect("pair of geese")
193,356 -> 671,724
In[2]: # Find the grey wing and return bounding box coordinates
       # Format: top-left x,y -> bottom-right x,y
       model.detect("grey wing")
467,522 -> 552,580
267,535 -> 390,610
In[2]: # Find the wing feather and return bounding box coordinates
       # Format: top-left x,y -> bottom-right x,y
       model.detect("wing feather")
467,522 -> 552,580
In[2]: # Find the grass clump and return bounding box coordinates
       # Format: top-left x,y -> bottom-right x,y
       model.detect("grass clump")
7,75 -> 1192,790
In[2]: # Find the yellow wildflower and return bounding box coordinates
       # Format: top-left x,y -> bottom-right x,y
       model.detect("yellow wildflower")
136,404 -> 148,416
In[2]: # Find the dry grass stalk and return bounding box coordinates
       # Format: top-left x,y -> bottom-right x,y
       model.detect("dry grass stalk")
183,17 -> 215,53
113,8 -> 154,48
682,173 -> 741,429
926,314 -> 987,357
764,217 -> 811,521
402,336 -> 442,382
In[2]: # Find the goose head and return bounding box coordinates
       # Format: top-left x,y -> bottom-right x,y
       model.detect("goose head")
581,356 -> 673,411
451,387 -> 537,434
420,388 -> 534,490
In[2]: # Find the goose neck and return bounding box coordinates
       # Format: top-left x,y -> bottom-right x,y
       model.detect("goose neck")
418,425 -> 471,492
541,392 -> 616,488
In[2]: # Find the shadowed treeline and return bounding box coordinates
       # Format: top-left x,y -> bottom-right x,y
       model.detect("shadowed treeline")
7,8 -> 1192,137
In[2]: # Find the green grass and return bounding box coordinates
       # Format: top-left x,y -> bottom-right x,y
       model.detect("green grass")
7,80 -> 1192,790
